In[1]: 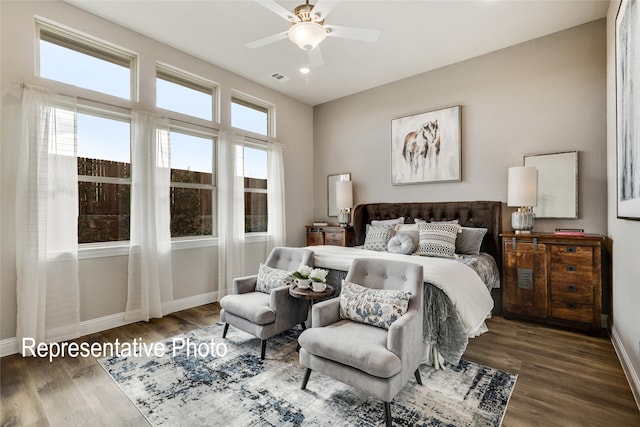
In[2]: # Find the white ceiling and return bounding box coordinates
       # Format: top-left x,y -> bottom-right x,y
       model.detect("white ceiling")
65,0 -> 608,106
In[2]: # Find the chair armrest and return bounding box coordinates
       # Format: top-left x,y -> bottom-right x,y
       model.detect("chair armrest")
270,284 -> 294,309
312,297 -> 341,327
387,308 -> 423,360
233,275 -> 257,294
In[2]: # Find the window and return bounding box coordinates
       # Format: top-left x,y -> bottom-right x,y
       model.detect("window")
170,130 -> 215,237
38,24 -> 134,100
231,95 -> 272,136
156,64 -> 216,121
244,146 -> 268,233
77,111 -> 131,243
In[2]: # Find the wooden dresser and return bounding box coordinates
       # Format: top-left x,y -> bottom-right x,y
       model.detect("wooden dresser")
305,225 -> 355,247
501,232 -> 609,333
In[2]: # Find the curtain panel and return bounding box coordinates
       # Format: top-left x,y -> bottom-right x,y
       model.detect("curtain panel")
125,111 -> 174,321
16,87 -> 80,350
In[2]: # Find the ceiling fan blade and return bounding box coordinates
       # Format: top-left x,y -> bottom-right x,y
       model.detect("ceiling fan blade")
326,25 -> 381,42
254,0 -> 299,23
245,31 -> 289,49
310,0 -> 339,22
308,46 -> 324,68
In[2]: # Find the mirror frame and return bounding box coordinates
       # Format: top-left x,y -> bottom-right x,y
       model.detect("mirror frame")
524,151 -> 578,219
327,173 -> 351,217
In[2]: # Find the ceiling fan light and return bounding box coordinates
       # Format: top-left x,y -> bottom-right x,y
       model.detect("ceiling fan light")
288,22 -> 326,50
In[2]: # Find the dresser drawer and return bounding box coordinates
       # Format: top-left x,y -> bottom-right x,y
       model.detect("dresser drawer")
551,281 -> 593,305
551,300 -> 593,324
550,244 -> 594,265
550,262 -> 594,283
324,231 -> 344,246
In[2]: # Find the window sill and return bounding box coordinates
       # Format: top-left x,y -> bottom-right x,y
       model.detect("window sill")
78,236 -> 220,259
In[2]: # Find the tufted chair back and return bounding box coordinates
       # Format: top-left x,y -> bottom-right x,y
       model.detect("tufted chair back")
265,247 -> 314,271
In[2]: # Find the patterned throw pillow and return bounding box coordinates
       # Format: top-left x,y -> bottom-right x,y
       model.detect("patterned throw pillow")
456,227 -> 487,255
339,280 -> 412,329
416,222 -> 462,258
255,263 -> 294,294
363,225 -> 395,251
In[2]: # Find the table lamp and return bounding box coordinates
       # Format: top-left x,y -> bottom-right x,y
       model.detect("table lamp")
335,180 -> 353,227
508,166 -> 537,234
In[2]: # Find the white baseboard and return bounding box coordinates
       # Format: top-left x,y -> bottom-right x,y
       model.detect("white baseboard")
611,326 -> 640,410
0,292 -> 219,358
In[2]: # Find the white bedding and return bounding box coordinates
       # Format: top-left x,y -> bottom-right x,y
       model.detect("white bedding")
305,245 -> 494,336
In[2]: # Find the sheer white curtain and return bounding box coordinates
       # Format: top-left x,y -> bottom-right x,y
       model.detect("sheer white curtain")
266,142 -> 286,252
217,131 -> 246,300
16,87 -> 80,350
125,111 -> 174,321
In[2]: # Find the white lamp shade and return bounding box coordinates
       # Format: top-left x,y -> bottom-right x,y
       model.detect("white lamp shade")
508,166 -> 537,207
335,180 -> 353,209
288,22 -> 327,50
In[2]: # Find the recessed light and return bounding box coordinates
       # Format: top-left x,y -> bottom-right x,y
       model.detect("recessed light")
300,67 -> 311,74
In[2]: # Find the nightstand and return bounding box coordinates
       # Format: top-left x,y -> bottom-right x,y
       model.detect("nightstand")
305,225 -> 355,247
501,232 -> 609,333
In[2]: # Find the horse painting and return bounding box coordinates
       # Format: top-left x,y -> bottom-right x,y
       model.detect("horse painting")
402,120 -> 441,176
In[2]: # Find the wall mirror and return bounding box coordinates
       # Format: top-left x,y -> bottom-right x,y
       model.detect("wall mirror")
524,151 -> 578,218
327,173 -> 351,217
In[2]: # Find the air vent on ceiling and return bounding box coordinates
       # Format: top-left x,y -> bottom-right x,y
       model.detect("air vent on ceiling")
270,72 -> 290,82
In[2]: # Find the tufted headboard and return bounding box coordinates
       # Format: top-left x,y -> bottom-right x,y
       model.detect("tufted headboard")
352,201 -> 503,270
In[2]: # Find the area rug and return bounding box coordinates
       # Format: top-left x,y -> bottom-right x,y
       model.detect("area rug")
99,323 -> 517,426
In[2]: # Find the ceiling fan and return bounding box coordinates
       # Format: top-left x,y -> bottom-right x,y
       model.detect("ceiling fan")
246,0 -> 381,68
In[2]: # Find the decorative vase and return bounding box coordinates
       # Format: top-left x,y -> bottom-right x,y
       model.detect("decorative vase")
295,278 -> 311,289
312,281 -> 327,292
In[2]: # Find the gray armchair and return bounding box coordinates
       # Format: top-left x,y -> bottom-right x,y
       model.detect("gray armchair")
298,258 -> 424,427
220,246 -> 314,359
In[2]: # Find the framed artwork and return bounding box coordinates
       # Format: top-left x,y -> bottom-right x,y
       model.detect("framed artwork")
391,105 -> 461,185
616,0 -> 640,220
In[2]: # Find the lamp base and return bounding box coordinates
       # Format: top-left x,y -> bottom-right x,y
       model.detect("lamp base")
338,210 -> 351,227
511,207 -> 534,234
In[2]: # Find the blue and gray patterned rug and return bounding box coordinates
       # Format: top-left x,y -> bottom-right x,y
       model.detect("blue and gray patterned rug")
99,322 -> 517,426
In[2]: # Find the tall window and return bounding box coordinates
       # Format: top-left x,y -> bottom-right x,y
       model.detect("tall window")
156,64 -> 216,121
170,130 -> 215,237
244,146 -> 268,233
38,24 -> 134,100
231,95 -> 271,136
77,111 -> 131,243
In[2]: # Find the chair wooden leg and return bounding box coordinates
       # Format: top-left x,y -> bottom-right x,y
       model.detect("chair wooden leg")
414,368 -> 423,386
301,368 -> 312,390
260,340 -> 267,359
222,323 -> 229,338
384,402 -> 392,427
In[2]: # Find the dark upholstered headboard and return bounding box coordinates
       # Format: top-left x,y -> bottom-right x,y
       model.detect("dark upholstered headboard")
352,201 -> 503,270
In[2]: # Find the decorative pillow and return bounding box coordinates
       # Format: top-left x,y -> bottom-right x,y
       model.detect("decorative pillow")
416,222 -> 462,258
394,223 -> 419,249
456,227 -> 487,255
255,263 -> 295,294
339,280 -> 411,330
387,233 -> 415,255
413,218 -> 426,224
363,225 -> 395,251
431,219 -> 459,224
371,217 -> 404,226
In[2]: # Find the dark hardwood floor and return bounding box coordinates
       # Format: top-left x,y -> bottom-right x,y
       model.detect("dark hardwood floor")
1,304 -> 638,426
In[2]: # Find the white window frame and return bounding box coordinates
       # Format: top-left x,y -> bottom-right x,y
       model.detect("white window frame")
169,123 -> 218,241
36,18 -> 138,101
156,62 -> 219,125
231,90 -> 275,138
243,140 -> 269,236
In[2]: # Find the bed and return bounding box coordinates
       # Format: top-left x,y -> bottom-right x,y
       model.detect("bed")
305,200 -> 503,369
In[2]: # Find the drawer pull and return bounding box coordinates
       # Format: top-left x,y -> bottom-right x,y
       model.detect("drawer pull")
566,302 -> 578,310
566,246 -> 576,253
566,284 -> 578,292
567,265 -> 577,272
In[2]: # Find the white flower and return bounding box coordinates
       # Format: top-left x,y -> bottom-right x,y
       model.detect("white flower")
293,264 -> 313,279
309,268 -> 328,283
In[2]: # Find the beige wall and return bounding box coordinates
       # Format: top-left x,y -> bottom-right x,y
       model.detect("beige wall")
0,0 -> 314,342
313,20 -> 607,235
606,0 -> 640,403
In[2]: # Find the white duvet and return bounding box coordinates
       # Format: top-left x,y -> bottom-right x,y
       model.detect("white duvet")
305,245 -> 494,336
